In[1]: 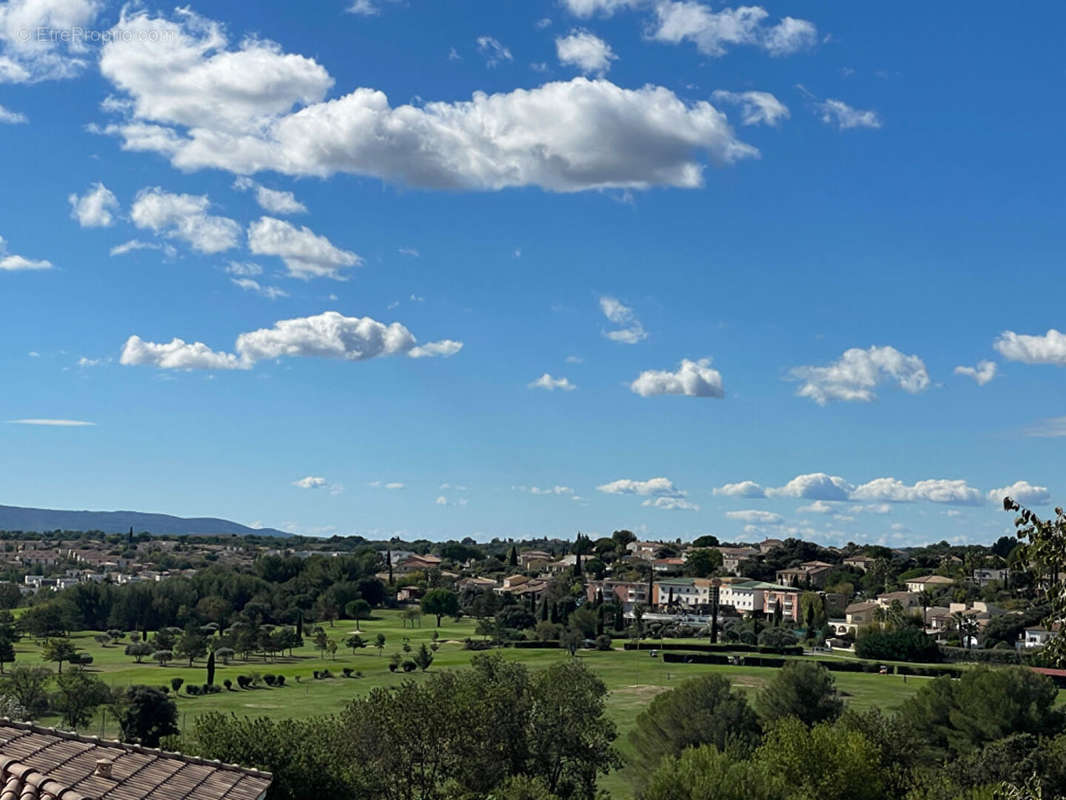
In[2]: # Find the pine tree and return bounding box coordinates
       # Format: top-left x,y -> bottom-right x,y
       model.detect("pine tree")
508,546 -> 518,568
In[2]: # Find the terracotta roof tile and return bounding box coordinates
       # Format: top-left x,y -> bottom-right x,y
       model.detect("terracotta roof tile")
0,721 -> 271,800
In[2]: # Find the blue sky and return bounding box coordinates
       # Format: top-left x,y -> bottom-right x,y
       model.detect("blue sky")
1,0 -> 1064,544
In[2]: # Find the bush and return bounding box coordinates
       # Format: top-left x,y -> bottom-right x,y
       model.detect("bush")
223,678 -> 233,690
940,645 -> 1020,664
236,675 -> 252,689
263,674 -> 277,686
463,638 -> 494,650
595,635 -> 613,651
170,677 -> 184,693
402,660 -> 416,672
275,675 -> 285,687
855,628 -> 941,663
342,668 -> 353,678
185,685 -> 200,696
388,663 -> 398,672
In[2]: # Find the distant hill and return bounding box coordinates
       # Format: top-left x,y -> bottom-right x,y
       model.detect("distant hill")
0,505 -> 293,538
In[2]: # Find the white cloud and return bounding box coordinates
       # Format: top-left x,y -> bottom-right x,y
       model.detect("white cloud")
726,509 -> 782,524
435,495 -> 469,506
563,0 -> 641,16
121,311 -> 461,371
1025,417 -> 1066,438
816,99 -> 882,130
600,296 -> 647,343
517,485 -> 575,496
130,187 -> 240,253
347,0 -> 379,15
224,261 -> 263,277
995,329 -> 1066,366
789,345 -> 930,405
597,477 -> 684,497
954,360 -> 997,385
6,418 -> 94,426
231,278 -> 288,300
247,217 -> 361,280
476,35 -> 512,67
68,182 -> 119,227
0,0 -> 103,84
0,236 -> 51,271
851,478 -> 984,506
0,104 -> 26,123
529,373 -> 576,391
988,481 -> 1050,505
797,500 -> 835,514
630,357 -> 723,398
398,247 -> 420,257
768,473 -> 853,501
710,90 -> 788,127
233,176 -> 307,215
109,239 -> 172,258
643,496 -> 700,511
565,355 -> 584,364
650,2 -> 816,58
369,480 -> 406,490
293,476 -> 327,489
97,11 -> 757,193
556,30 -> 616,75
713,480 -> 765,498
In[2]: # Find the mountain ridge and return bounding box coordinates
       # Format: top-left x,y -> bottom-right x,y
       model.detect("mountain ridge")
0,504 -> 294,538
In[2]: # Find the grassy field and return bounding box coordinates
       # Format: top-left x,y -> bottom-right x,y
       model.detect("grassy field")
11,611 -> 989,798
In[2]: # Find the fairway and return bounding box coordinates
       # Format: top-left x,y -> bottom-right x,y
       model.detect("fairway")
17,611 -> 960,799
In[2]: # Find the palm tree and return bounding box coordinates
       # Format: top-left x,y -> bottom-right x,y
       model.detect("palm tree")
917,590 -> 934,629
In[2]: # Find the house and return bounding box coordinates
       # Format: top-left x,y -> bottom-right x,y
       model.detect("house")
0,719 -> 271,799
652,577 -> 713,610
758,538 -> 784,554
716,546 -> 760,575
457,576 -> 498,592
718,580 -> 769,615
396,586 -> 425,603
500,574 -> 529,591
588,579 -> 650,611
1022,626 -> 1056,649
394,554 -> 442,575
972,568 -> 1009,587
842,555 -> 875,572
626,541 -> 662,561
775,561 -> 833,588
652,557 -> 686,573
519,550 -> 553,569
876,591 -> 921,609
905,575 -> 954,593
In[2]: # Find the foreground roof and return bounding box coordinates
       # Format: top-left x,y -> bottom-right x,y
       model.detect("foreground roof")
0,720 -> 271,800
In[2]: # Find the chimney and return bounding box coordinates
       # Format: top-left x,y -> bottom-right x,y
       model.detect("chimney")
94,759 -> 113,779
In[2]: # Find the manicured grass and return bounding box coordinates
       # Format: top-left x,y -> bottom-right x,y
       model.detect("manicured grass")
13,612 -> 1042,800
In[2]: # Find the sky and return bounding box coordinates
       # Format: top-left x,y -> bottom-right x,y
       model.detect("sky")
1,0 -> 1065,545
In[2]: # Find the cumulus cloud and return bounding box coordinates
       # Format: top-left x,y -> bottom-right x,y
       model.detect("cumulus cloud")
850,478 -> 983,506
995,330 -> 1066,366
233,177 -> 307,215
768,473 -> 853,501
815,99 -> 882,130
0,236 -> 52,271
556,30 -> 616,75
96,10 -> 757,193
643,496 -> 700,511
726,509 -> 782,524
789,345 -> 930,405
529,373 -> 576,391
68,182 -> 119,227
600,296 -> 647,343
231,278 -> 288,300
121,311 -> 462,370
247,217 -> 361,280
597,477 -> 684,497
130,187 -> 240,253
0,0 -> 103,83
293,476 -> 327,489
563,0 -> 642,16
713,480 -> 766,498
988,480 -> 1050,505
630,357 -> 723,398
476,35 -> 512,67
711,90 -> 788,126
797,500 -> 835,514
650,2 -> 816,57
954,360 -> 997,385
0,104 -> 26,123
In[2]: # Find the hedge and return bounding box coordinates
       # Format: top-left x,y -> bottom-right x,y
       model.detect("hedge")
939,646 -> 1021,664
661,652 -> 963,678
623,642 -> 804,656
509,641 -> 561,649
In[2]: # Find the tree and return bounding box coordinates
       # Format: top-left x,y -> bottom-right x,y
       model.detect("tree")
115,686 -> 179,747
686,548 -> 722,578
55,667 -> 108,729
0,637 -> 15,673
421,589 -> 460,627
175,628 -> 207,667
327,639 -> 338,660
41,638 -> 79,674
772,599 -> 783,628
345,599 -> 372,629
413,642 -> 434,671
4,664 -> 50,719
754,661 -> 842,728
640,745 -> 784,800
629,673 -> 761,780
346,634 -> 367,654
508,545 -> 519,568
152,649 -> 173,667
560,626 -> 583,657
374,633 -> 386,656
206,649 -> 216,686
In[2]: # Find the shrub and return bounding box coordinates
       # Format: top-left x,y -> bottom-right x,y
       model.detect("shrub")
185,685 -> 200,696
170,677 -> 184,693
595,635 -> 612,651
275,675 -> 285,687
263,674 -> 276,686
342,668 -> 353,678
223,678 -> 233,690
236,675 -> 252,689
402,660 -> 416,672
388,663 -> 398,672
855,628 -> 941,663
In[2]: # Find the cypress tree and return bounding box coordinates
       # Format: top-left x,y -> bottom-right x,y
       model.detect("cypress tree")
508,546 -> 518,568
613,603 -> 624,632
206,649 -> 216,686
386,549 -> 394,585
574,551 -> 583,577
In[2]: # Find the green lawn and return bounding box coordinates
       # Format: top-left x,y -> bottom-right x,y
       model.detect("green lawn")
11,612 -> 1007,799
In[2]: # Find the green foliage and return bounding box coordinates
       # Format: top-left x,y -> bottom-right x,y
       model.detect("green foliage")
754,661 -> 843,728
629,673 -> 761,779
421,589 -> 460,626
855,626 -> 941,662
54,666 -> 109,729
413,642 -> 434,671
3,664 -> 50,719
115,685 -> 180,747
639,745 -> 784,800
41,638 -> 80,673
685,548 -> 722,578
